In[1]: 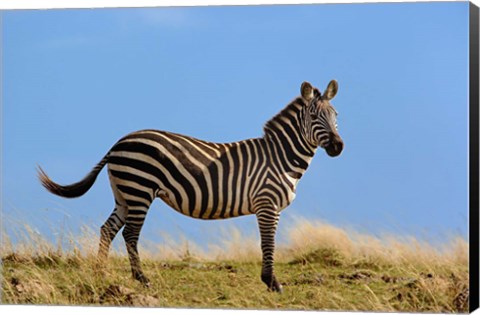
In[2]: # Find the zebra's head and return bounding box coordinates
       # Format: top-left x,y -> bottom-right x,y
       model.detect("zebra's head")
300,80 -> 344,157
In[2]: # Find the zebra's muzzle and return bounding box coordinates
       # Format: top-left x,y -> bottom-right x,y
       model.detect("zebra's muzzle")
325,133 -> 343,157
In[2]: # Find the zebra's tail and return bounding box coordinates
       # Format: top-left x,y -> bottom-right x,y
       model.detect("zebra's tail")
37,154 -> 109,198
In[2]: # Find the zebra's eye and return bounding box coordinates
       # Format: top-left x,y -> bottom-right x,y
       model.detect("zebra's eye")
310,113 -> 317,119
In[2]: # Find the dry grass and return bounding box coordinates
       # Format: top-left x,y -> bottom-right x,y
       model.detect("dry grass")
1,218 -> 469,312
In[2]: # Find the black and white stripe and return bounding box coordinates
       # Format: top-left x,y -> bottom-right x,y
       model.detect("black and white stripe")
38,80 -> 344,292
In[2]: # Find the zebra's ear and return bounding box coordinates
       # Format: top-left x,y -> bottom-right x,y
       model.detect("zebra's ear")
301,82 -> 314,101
323,80 -> 338,100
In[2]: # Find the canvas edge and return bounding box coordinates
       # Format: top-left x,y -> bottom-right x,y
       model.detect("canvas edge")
469,1 -> 480,313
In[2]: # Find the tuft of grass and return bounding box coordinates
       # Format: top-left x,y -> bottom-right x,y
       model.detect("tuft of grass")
288,247 -> 345,266
1,218 -> 469,312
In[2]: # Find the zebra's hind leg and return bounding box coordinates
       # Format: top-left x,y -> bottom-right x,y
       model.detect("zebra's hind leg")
122,206 -> 150,287
98,204 -> 127,264
256,207 -> 283,293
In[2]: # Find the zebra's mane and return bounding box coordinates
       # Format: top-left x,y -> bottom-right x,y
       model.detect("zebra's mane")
262,97 -> 305,138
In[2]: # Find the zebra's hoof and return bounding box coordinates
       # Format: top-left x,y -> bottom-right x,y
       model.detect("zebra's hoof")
134,272 -> 150,288
139,277 -> 151,288
271,282 -> 283,293
262,274 -> 283,293
277,284 -> 283,293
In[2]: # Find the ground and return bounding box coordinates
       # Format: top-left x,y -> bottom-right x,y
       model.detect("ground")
1,230 -> 469,312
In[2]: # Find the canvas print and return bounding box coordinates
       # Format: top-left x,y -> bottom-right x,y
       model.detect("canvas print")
1,1 -> 478,313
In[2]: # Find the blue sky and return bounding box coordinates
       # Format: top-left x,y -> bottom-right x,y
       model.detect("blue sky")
2,2 -> 470,249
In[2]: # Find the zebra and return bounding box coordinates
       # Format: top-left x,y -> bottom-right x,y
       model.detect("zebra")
38,80 -> 344,292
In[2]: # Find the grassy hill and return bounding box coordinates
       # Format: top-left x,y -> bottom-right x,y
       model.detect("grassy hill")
1,219 -> 469,312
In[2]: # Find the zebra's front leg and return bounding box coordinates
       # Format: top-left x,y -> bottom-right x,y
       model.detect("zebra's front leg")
256,207 -> 283,293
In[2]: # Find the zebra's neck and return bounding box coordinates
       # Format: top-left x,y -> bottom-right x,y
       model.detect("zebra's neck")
262,98 -> 317,179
